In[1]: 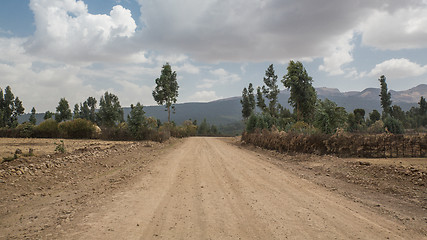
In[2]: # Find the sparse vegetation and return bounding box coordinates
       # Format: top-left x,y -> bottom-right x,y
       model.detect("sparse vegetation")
54,140 -> 66,153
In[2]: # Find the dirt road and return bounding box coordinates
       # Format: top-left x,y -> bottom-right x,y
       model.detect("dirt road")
44,137 -> 422,240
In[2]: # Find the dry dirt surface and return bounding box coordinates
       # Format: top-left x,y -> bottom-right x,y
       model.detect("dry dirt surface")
0,137 -> 426,239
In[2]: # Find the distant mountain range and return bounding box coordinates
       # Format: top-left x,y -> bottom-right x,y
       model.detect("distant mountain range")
19,84 -> 427,134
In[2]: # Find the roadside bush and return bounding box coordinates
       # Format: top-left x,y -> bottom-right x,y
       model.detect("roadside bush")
170,120 -> 198,138
16,122 -> 35,138
59,118 -> 96,139
0,128 -> 20,138
367,120 -> 385,134
242,130 -> 426,158
288,121 -> 320,134
246,113 -> 289,133
99,122 -> 132,141
384,117 -> 404,134
34,119 -> 59,138
54,140 -> 66,153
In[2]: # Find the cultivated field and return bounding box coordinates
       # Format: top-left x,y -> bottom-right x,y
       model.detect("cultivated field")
0,137 -> 426,239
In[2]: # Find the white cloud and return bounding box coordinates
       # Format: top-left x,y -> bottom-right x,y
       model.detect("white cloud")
188,91 -> 221,102
197,79 -> 216,89
114,79 -> 155,107
26,0 -> 139,63
175,63 -> 200,74
138,0 -> 422,63
319,31 -> 355,75
154,54 -> 189,65
368,58 -> 427,79
361,7 -> 427,50
209,68 -> 240,82
197,68 -> 241,89
0,36 -> 156,112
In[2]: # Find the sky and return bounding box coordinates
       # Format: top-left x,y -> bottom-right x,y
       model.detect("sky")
0,0 -> 427,113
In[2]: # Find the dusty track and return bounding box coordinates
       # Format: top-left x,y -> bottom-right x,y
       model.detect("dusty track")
0,138 -> 427,240
51,137 -> 424,239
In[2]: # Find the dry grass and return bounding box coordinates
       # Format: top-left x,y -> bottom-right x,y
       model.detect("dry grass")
242,130 -> 427,158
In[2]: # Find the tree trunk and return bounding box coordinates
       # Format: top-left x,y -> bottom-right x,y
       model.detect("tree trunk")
167,106 -> 171,123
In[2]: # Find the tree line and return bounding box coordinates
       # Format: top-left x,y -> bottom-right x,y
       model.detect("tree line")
241,62 -> 427,135
0,63 -> 222,141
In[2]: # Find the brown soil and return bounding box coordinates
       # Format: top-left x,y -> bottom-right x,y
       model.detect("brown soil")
0,137 -> 426,239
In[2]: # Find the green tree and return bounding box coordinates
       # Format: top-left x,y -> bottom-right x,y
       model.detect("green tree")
347,113 -> 357,132
97,92 -> 123,127
384,116 -> 404,134
44,111 -> 54,120
256,87 -> 266,112
391,105 -> 405,122
241,87 -> 251,120
11,97 -> 24,128
419,96 -> 427,115
127,102 -> 146,139
73,104 -> 80,119
282,61 -> 317,122
379,75 -> 392,117
198,118 -> 210,135
262,64 -> 281,117
240,83 -> 256,120
55,98 -> 72,122
29,107 -> 37,125
248,83 -> 255,113
0,88 -> 4,127
353,109 -> 365,124
2,86 -> 14,127
314,99 -> 347,134
87,96 -> 97,122
152,63 -> 179,123
369,109 -> 381,123
79,101 -> 90,120
1,86 -> 24,128
210,124 -> 218,135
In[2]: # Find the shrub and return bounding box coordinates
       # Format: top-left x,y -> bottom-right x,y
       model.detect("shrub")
0,128 -> 20,138
54,140 -> 66,153
288,121 -> 320,134
59,118 -> 96,139
242,130 -> 426,158
34,119 -> 59,138
246,114 -> 258,133
367,120 -> 385,134
384,117 -> 404,134
16,122 -> 35,138
99,122 -> 131,141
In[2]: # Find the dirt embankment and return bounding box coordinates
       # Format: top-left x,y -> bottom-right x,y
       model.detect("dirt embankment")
0,137 -> 426,239
0,138 -> 174,239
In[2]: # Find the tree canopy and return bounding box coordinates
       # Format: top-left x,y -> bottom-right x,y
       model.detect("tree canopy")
153,63 -> 179,123
314,98 -> 347,134
55,98 -> 72,122
262,64 -> 281,117
97,92 -> 123,127
29,107 -> 37,125
0,86 -> 25,128
379,75 -> 392,117
127,102 -> 146,140
282,61 -> 317,123
240,83 -> 255,120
